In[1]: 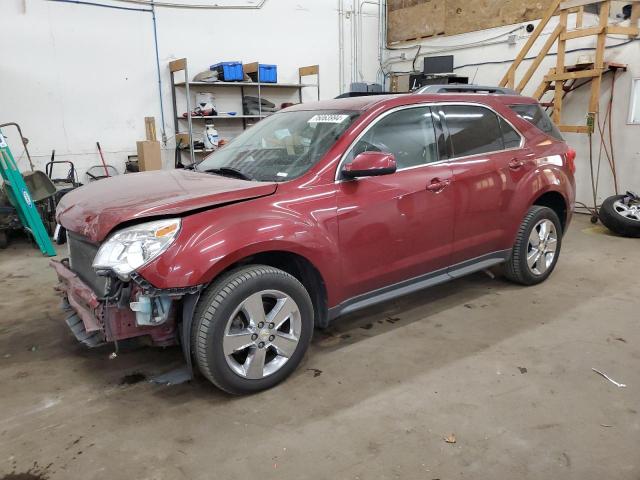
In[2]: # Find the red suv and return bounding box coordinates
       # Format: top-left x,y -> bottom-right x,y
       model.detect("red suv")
52,93 -> 576,394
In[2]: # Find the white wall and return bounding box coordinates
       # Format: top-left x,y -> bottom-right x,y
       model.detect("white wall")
0,0 -> 381,180
382,9 -> 640,207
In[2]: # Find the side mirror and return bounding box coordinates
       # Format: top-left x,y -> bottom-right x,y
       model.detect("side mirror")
342,151 -> 397,179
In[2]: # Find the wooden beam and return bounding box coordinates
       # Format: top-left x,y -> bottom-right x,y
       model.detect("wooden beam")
560,26 -> 603,40
144,117 -> 157,142
559,0 -> 601,10
516,24 -> 563,93
534,80 -> 552,100
606,25 -> 639,36
576,6 -> 584,27
299,65 -> 319,77
169,58 -> 186,73
499,0 -> 562,87
631,3 -> 640,38
559,125 -> 591,133
589,0 -> 610,114
553,10 -> 568,124
546,69 -> 599,80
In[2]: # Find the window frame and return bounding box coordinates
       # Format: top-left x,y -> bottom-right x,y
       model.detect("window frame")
628,77 -> 640,125
335,102 -> 524,182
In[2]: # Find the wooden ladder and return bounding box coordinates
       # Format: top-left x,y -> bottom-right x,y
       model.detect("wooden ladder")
499,0 -> 639,133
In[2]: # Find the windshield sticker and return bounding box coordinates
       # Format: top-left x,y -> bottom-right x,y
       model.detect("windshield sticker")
274,129 -> 291,140
308,114 -> 350,124
276,172 -> 289,177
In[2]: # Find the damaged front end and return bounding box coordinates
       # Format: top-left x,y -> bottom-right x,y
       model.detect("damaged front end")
51,257 -> 201,349
51,223 -> 202,350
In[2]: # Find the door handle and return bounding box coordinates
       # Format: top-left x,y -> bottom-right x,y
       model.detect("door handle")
508,158 -> 526,170
426,178 -> 450,193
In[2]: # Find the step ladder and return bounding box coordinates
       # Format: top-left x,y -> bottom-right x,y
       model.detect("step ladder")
0,129 -> 56,256
499,0 -> 639,133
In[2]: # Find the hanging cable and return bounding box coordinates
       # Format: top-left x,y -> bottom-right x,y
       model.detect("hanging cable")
150,0 -> 167,145
111,0 -> 268,9
608,69 -> 619,194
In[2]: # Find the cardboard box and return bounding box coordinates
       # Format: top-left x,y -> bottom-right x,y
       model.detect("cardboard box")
136,140 -> 162,171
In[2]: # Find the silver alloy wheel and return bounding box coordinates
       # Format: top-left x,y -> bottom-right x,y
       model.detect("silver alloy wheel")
526,219 -> 558,276
613,199 -> 640,221
223,289 -> 301,380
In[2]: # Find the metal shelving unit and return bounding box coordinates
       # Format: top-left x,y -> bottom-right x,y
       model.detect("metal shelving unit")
169,58 -> 320,165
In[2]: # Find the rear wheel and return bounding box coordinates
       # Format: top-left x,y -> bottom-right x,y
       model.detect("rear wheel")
503,206 -> 562,285
192,265 -> 314,395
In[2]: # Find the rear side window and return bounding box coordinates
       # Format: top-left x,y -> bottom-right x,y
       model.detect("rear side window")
499,117 -> 521,149
440,105 -> 503,157
509,103 -> 563,141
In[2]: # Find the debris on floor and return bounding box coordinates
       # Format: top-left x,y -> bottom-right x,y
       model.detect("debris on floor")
444,433 -> 456,444
518,367 -> 528,374
150,367 -> 192,386
592,368 -> 627,388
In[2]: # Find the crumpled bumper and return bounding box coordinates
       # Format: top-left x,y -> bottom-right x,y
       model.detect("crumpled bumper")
50,259 -> 178,347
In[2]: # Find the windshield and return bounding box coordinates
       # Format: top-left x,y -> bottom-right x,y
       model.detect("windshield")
196,110 -> 359,182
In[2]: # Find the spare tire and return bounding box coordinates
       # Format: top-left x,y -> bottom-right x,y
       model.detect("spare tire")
598,194 -> 640,238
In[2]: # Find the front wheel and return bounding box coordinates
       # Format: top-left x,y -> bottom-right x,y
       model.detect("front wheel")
192,265 -> 314,395
503,206 -> 562,285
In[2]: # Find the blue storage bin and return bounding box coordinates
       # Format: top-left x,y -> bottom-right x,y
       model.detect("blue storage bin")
258,64 -> 277,83
209,61 -> 244,82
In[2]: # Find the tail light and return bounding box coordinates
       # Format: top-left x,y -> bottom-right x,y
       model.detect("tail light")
565,148 -> 576,174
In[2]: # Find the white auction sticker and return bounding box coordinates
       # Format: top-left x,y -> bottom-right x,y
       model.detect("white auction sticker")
308,114 -> 349,124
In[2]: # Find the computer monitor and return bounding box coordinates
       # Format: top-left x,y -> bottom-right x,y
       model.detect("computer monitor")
423,55 -> 454,75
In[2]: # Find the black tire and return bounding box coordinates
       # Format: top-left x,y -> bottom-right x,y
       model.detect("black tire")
503,206 -> 562,285
598,194 -> 640,238
192,265 -> 314,395
0,231 -> 7,249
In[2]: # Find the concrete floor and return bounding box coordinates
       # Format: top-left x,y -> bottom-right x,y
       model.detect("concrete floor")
0,214 -> 638,480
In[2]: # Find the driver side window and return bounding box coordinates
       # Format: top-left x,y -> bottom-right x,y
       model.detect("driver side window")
346,106 -> 438,170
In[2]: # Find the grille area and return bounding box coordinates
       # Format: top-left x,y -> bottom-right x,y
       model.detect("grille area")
68,233 -> 107,295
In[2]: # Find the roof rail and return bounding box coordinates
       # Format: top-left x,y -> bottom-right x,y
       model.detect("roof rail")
414,84 -> 519,95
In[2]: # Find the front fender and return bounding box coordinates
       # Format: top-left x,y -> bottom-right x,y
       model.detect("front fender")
138,188 -> 341,304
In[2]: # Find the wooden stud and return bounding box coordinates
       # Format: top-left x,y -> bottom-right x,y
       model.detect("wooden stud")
534,80 -> 552,100
588,0 -> 610,114
631,3 -> 640,38
546,69 -> 599,81
553,10 -> 568,124
576,6 -> 584,27
517,24 -> 563,93
299,65 -> 319,77
559,125 -> 591,133
498,0 -> 562,87
606,25 -> 639,36
169,58 -> 186,73
560,26 -> 603,40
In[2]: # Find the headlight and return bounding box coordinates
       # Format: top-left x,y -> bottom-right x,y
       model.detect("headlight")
92,218 -> 181,279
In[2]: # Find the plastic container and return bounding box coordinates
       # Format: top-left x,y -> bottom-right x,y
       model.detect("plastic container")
203,123 -> 219,150
209,61 -> 244,82
247,64 -> 278,83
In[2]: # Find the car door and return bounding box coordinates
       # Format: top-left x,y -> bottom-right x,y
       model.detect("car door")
336,105 -> 455,300
437,104 -> 511,265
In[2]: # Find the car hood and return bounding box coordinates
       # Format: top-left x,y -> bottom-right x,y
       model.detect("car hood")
56,169 -> 277,242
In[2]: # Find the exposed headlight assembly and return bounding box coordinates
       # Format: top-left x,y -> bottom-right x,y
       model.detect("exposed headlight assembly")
92,218 -> 181,280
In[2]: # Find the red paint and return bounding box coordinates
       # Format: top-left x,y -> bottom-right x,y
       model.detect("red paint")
56,93 -> 575,342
